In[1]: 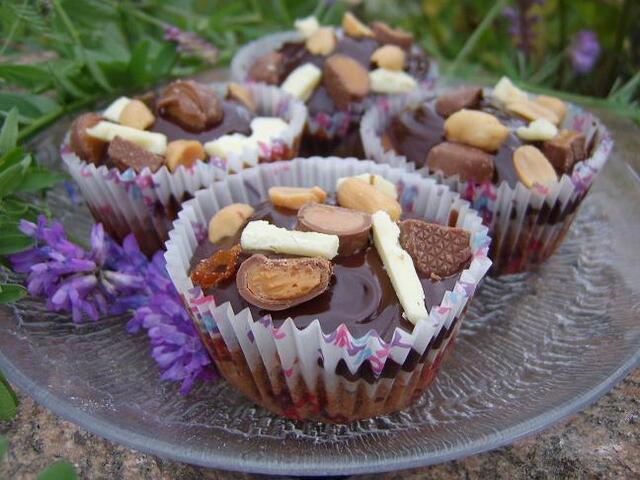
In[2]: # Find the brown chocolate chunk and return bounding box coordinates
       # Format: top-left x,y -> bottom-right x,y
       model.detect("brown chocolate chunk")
107,136 -> 163,173
157,80 -> 223,132
371,21 -> 414,49
69,113 -> 107,164
435,86 -> 483,118
381,132 -> 396,153
297,202 -> 372,256
236,254 -> 332,311
541,129 -> 586,174
426,142 -> 494,182
191,244 -> 241,289
248,51 -> 284,85
399,219 -> 471,278
323,54 -> 370,110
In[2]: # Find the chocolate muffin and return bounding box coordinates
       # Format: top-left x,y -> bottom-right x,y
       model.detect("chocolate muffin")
165,158 -> 492,422
233,11 -> 436,157
361,77 -> 613,274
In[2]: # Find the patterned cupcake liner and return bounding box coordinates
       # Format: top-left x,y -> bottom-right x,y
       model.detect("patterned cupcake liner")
164,157 -> 491,422
230,30 -> 439,147
62,82 -> 307,255
360,87 -> 614,275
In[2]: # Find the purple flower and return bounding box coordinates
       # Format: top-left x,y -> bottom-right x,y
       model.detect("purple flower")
163,25 -> 218,65
128,252 -> 216,394
502,0 -> 544,55
570,30 -> 601,74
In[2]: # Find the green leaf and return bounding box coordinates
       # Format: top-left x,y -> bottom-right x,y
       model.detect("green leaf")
0,155 -> 30,198
0,435 -> 7,461
150,42 -> 178,78
0,64 -> 53,90
37,461 -> 77,480
0,93 -> 60,121
15,169 -> 65,193
128,39 -> 151,87
0,233 -> 34,254
0,108 -> 18,155
0,376 -> 18,421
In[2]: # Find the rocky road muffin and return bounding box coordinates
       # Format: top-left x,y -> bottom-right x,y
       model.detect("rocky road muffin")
62,81 -> 306,255
232,11 -> 436,157
165,158 -> 491,422
362,77 -> 613,274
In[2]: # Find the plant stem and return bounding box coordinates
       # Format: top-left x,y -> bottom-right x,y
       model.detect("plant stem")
557,0 -> 567,89
449,0 -> 508,74
0,0 -> 28,56
603,0 -> 632,95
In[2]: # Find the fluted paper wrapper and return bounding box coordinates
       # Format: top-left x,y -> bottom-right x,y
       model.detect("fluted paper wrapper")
230,30 -> 439,143
165,157 -> 491,422
62,82 -> 307,255
361,88 -> 614,275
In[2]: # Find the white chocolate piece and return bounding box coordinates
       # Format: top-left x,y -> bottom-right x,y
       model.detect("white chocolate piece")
86,121 -> 167,155
102,97 -> 131,122
249,117 -> 289,144
294,16 -> 320,39
281,63 -> 322,102
337,174 -> 398,200
204,134 -> 255,159
516,118 -> 558,141
369,68 -> 417,94
492,76 -> 527,106
241,220 -> 339,260
371,211 -> 427,325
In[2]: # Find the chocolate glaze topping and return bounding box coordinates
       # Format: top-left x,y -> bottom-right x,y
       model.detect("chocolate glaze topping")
189,200 -> 464,342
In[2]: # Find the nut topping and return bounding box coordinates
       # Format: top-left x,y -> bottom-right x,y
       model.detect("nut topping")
227,83 -> 256,112
337,177 -> 402,221
534,95 -> 566,123
505,99 -> 560,125
297,202 -> 372,255
69,113 -> 106,164
269,186 -> 327,210
342,12 -> 373,38
305,27 -> 337,56
157,80 -> 223,132
370,45 -> 405,71
444,109 -> 509,152
513,145 -> 558,189
191,244 -> 241,289
236,254 -> 332,311
208,203 -> 255,244
165,139 -> 205,172
371,21 -> 413,49
119,99 -> 155,130
323,54 -> 369,110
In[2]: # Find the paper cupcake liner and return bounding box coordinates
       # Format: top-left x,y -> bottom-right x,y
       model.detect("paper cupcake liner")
62,82 -> 307,255
230,30 -> 439,145
164,157 -> 491,422
361,87 -> 614,275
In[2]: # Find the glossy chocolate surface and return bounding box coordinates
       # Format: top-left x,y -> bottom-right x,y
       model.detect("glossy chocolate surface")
189,200 -> 463,342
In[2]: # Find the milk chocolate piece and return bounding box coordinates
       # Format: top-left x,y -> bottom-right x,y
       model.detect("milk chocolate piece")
70,113 -> 106,164
323,54 -> 370,110
399,219 -> 471,278
435,86 -> 483,118
248,51 -> 284,85
541,129 -> 586,174
157,80 -> 223,132
426,142 -> 494,182
371,21 -> 413,49
297,202 -> 372,255
236,254 -> 332,311
107,136 -> 163,173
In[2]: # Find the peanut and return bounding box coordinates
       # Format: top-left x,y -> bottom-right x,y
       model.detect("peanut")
269,186 -> 326,210
505,99 -> 560,125
444,109 -> 509,152
227,83 -> 256,112
337,178 -> 402,220
208,203 -> 255,244
305,27 -> 336,56
513,145 -> 558,189
371,45 -> 405,71
165,140 -> 205,172
534,95 -> 566,123
342,12 -> 373,38
119,99 -> 155,130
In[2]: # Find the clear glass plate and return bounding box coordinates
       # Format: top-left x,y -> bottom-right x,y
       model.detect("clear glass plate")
0,115 -> 639,477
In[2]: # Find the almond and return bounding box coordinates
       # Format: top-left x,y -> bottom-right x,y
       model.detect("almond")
119,99 -> 155,130
371,45 -> 405,71
513,145 -> 558,189
444,109 -> 509,152
269,186 -> 326,210
208,203 -> 255,244
305,27 -> 336,56
165,140 -> 205,171
342,12 -> 373,38
337,177 -> 401,220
